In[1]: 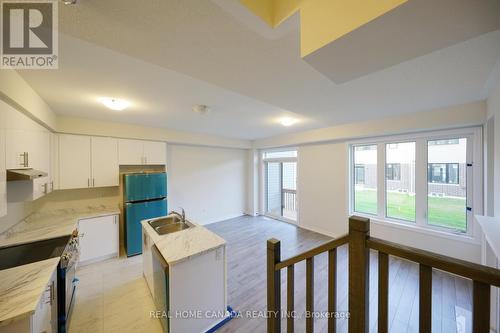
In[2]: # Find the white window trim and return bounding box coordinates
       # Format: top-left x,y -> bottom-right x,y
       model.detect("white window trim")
348,127 -> 483,242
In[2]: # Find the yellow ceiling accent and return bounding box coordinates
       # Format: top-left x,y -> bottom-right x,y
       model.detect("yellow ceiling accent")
240,0 -> 407,56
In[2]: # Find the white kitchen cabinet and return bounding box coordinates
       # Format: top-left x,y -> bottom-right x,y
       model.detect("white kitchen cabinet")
91,137 -> 119,187
143,141 -> 166,165
59,134 -> 92,190
118,139 -> 166,165
49,133 -> 58,192
0,267 -> 57,333
118,139 -> 144,165
59,135 -> 119,189
78,214 -> 119,265
142,226 -> 154,294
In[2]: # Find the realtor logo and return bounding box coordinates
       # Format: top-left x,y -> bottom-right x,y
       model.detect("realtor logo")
1,0 -> 58,69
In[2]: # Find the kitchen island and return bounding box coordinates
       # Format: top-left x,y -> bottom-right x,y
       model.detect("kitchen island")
141,215 -> 227,333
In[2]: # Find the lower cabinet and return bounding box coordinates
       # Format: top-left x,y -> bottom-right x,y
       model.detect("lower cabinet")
78,214 -> 119,265
0,268 -> 57,333
142,227 -> 154,293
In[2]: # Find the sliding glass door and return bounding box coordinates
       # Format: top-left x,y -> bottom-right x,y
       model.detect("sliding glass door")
264,150 -> 297,222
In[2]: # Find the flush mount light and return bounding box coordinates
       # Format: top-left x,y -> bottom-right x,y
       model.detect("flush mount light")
192,104 -> 211,115
279,117 -> 298,127
61,0 -> 77,4
99,98 -> 130,111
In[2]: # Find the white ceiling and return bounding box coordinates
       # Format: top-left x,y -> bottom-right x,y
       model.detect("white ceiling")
18,0 -> 500,140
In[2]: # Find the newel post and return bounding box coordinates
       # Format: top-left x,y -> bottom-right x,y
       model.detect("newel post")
267,238 -> 281,333
348,216 -> 370,333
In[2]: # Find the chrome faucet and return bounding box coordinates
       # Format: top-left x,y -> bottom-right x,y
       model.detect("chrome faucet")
169,208 -> 185,222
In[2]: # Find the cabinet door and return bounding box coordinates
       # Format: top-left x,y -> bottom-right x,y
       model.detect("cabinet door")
5,129 -> 33,169
118,139 -> 144,165
59,135 -> 91,190
31,268 -> 56,333
91,137 -> 118,187
49,133 -> 58,192
79,215 -> 119,264
144,141 -> 166,165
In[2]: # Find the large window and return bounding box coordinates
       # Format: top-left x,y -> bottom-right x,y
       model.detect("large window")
427,138 -> 467,232
386,142 -> 415,222
353,145 -> 377,215
349,129 -> 478,235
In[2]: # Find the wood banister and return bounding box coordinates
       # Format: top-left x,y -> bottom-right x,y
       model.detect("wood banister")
275,235 -> 349,270
348,216 -> 370,333
306,257 -> 314,333
377,252 -> 389,333
267,238 -> 281,332
267,215 -> 500,333
367,237 -> 500,287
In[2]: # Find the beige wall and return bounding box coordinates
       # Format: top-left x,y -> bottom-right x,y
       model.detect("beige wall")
0,70 -> 57,130
487,82 -> 500,217
57,116 -> 252,149
167,144 -> 247,225
254,101 -> 486,148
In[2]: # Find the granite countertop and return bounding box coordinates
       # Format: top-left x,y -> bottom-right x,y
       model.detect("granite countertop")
0,206 -> 120,248
0,207 -> 121,326
0,258 -> 60,327
142,216 -> 226,265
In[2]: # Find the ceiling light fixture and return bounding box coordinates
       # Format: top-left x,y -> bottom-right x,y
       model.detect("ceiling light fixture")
279,117 -> 298,127
192,104 -> 211,115
61,0 -> 77,4
99,98 -> 130,111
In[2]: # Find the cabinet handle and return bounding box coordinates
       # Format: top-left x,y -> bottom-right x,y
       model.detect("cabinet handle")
19,152 -> 28,167
87,179 -> 90,187
25,152 -> 29,167
93,178 -> 95,187
42,183 -> 48,194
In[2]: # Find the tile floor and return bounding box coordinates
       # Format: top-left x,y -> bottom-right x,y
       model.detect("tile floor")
69,255 -> 162,333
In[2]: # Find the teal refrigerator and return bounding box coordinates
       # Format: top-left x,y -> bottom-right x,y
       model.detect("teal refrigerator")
124,172 -> 167,257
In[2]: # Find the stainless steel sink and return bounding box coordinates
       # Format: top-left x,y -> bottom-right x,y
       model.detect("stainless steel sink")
148,215 -> 194,235
148,216 -> 182,229
155,222 -> 193,235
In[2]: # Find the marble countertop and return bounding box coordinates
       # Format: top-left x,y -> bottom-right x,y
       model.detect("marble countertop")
475,215 -> 500,259
0,207 -> 120,248
142,216 -> 226,265
0,258 -> 60,327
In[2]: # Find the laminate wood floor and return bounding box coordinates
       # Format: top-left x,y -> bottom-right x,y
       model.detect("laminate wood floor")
69,215 -> 473,333
206,215 -> 473,333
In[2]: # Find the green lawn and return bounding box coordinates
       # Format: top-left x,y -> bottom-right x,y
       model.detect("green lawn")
354,189 -> 466,231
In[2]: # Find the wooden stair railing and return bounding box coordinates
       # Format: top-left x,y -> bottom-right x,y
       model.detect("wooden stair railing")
267,216 -> 500,333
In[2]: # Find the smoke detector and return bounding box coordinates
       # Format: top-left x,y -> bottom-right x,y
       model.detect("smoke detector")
192,104 -> 211,115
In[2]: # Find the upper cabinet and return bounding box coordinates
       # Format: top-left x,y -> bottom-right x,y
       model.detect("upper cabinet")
59,134 -> 119,190
118,139 -> 166,165
3,100 -> 51,202
91,137 -> 119,187
118,139 -> 144,165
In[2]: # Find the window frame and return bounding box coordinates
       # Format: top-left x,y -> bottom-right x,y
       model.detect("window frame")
427,163 -> 460,184
348,127 -> 482,239
262,148 -> 298,224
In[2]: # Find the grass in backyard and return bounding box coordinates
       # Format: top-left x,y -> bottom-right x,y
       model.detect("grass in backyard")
354,189 -> 466,231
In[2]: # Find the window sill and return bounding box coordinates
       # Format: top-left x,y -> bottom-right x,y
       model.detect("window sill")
352,213 -> 481,245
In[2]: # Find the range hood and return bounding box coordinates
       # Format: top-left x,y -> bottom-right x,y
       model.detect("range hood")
7,169 -> 48,181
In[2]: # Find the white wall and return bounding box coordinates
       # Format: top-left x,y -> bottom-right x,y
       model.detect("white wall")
487,82 -> 500,217
167,144 -> 246,225
298,143 -> 349,237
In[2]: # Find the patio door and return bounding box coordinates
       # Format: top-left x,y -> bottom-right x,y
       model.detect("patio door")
265,159 -> 297,222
